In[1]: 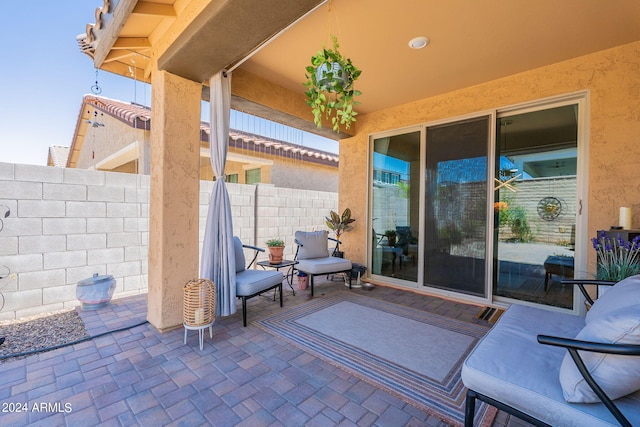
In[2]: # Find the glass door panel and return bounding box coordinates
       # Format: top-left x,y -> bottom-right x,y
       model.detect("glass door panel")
371,131 -> 420,282
494,105 -> 577,308
424,116 -> 489,297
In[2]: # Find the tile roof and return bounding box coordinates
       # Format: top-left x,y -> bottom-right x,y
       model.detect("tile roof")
82,95 -> 339,165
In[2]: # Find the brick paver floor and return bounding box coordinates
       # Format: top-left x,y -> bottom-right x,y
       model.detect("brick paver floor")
0,277 -> 527,426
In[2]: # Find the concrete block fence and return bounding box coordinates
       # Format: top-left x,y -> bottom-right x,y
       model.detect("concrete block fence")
0,162 -> 337,321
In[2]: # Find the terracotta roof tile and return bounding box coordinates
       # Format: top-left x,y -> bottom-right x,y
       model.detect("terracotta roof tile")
83,95 -> 338,165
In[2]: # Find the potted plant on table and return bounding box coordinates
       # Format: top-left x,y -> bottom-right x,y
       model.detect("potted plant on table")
265,238 -> 285,264
304,35 -> 362,132
325,208 -> 356,257
592,231 -> 640,281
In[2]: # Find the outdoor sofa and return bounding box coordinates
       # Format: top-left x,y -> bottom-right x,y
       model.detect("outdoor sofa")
462,275 -> 640,427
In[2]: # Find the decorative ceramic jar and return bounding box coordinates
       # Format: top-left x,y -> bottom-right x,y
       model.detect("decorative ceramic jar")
76,273 -> 116,310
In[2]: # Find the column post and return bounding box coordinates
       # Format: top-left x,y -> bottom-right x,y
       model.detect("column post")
147,70 -> 201,331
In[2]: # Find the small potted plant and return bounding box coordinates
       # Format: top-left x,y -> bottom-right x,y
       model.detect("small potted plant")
592,231 -> 640,281
265,238 -> 285,264
325,208 -> 356,256
304,35 -> 362,132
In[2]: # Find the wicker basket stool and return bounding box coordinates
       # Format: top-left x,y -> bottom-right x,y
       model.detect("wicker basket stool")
183,278 -> 215,350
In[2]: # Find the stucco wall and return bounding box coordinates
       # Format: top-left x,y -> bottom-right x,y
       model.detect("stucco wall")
0,162 -> 337,320
341,41 -> 640,272
201,154 -> 338,191
77,118 -> 148,171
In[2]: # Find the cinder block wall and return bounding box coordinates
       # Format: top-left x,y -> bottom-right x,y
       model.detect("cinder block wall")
0,163 -> 337,320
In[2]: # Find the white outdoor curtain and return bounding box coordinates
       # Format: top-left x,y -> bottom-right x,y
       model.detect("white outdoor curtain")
200,71 -> 236,316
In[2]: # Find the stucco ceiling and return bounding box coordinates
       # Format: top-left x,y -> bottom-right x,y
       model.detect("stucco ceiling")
241,0 -> 640,115
85,0 -> 640,135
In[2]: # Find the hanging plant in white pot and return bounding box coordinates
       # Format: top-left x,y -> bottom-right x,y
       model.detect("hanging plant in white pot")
304,35 -> 362,132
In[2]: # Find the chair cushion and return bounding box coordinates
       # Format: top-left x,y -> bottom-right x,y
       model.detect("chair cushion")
461,304 -> 640,426
586,274 -> 640,324
297,256 -> 352,275
236,269 -> 283,296
233,236 -> 246,273
559,304 -> 640,402
295,230 -> 330,260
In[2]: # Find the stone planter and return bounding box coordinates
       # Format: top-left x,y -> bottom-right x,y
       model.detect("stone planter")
76,273 -> 116,310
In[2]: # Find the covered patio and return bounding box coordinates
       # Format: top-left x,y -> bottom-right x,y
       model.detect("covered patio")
0,281 -> 509,426
36,1 -> 640,424
75,0 -> 640,328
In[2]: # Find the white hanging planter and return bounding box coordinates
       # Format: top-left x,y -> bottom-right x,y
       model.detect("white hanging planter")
316,62 -> 346,91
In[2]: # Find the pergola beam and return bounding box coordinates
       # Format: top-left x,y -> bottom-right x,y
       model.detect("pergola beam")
113,37 -> 151,49
133,1 -> 176,17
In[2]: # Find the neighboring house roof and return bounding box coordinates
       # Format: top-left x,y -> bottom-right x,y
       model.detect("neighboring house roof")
47,145 -> 70,167
68,95 -> 339,168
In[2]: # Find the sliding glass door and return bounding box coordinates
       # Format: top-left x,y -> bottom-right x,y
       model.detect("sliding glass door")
423,116 -> 490,298
494,104 -> 578,308
370,131 -> 421,282
367,94 -> 585,311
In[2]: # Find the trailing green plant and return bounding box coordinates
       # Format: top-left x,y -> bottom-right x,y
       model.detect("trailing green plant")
304,35 -> 362,132
592,231 -> 640,281
265,238 -> 285,247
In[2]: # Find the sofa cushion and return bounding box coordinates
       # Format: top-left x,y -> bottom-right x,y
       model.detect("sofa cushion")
559,304 -> 640,402
586,274 -> 640,324
461,304 -> 640,426
295,230 -> 330,260
233,236 -> 246,273
297,256 -> 352,275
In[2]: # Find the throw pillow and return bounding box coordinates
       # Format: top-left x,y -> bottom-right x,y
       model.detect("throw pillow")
586,274 -> 640,324
295,230 -> 330,260
559,305 -> 640,402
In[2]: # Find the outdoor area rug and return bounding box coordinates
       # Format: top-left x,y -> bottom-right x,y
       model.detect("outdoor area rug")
256,293 -> 496,426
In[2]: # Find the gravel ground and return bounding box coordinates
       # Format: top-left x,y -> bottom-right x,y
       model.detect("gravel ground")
0,309 -> 89,364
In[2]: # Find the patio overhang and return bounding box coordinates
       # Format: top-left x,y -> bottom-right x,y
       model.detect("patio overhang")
80,0 -> 347,139
156,0 -> 325,83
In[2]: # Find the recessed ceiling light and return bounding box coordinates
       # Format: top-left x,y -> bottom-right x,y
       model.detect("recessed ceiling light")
408,36 -> 430,49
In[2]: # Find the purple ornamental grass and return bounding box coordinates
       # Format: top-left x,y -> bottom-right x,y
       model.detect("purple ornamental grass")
592,232 -> 640,281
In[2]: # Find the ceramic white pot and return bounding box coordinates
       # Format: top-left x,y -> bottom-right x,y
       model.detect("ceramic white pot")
76,273 -> 116,310
316,62 -> 346,90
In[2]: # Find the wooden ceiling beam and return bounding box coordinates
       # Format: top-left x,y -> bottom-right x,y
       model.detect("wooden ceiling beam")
104,49 -> 137,63
112,37 -> 151,49
133,1 -> 176,17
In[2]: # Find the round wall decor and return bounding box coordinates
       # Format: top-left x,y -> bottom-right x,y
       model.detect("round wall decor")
537,197 -> 563,221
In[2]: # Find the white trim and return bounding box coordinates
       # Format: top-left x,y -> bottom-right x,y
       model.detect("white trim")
95,141 -> 139,170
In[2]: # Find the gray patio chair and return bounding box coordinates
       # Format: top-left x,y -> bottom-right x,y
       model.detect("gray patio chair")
233,236 -> 284,327
294,230 -> 352,297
